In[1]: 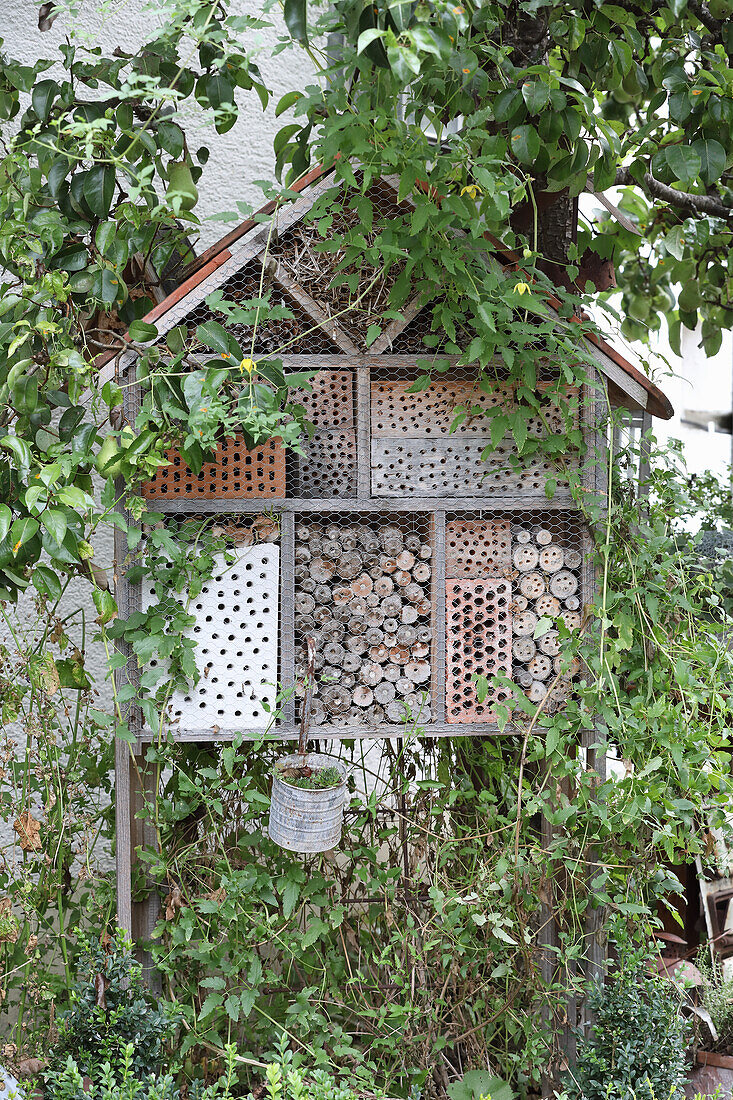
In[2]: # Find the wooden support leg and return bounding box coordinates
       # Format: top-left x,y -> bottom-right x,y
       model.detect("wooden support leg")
115,741 -> 161,991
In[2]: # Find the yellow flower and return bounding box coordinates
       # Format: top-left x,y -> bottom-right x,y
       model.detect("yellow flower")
514,282 -> 531,296
461,184 -> 480,199
241,357 -> 256,375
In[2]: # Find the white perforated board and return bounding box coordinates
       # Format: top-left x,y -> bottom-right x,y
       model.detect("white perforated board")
143,546 -> 280,731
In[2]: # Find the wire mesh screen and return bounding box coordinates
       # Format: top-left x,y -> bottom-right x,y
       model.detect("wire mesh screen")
294,513 -> 434,728
265,178 -> 410,348
370,368 -> 578,499
139,513 -> 284,735
444,510 -> 584,719
181,263 -> 344,355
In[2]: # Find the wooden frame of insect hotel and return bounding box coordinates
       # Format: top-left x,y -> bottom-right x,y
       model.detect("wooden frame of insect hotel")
104,165 -> 673,953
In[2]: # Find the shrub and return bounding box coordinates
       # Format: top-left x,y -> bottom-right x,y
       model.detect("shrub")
568,926 -> 690,1100
48,931 -> 175,1089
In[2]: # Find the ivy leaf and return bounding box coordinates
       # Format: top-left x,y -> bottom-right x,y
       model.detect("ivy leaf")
509,125 -> 540,165
82,165 -> 115,218
284,0 -> 308,44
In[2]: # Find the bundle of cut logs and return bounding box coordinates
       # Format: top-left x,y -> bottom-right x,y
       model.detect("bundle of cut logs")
510,526 -> 582,706
294,521 -> 433,726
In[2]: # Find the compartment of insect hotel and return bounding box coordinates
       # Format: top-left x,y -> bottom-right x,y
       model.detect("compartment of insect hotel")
288,366 -> 357,499
369,365 -> 579,500
444,512 -> 584,721
142,514 -> 282,734
294,513 -> 434,728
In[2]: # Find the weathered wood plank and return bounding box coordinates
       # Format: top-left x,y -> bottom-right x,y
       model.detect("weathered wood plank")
149,494 -> 574,513
371,438 -> 571,499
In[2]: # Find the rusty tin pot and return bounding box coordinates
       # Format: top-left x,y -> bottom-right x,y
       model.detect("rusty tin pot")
268,753 -> 347,854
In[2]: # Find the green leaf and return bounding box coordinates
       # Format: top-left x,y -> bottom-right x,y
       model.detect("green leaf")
13,375 -> 38,416
282,876 -> 301,918
664,225 -> 686,260
358,28 -> 387,54
41,509 -> 68,546
284,0 -> 308,43
665,144 -> 701,183
195,320 -> 242,359
0,505 -> 11,543
509,125 -> 540,165
692,138 -> 726,184
1,435 -> 33,471
92,588 -> 118,625
157,120 -> 185,158
275,90 -> 304,117
128,319 -> 159,342
83,165 -> 116,218
521,80 -> 550,114
32,564 -> 63,601
10,517 -> 39,555
32,79 -> 59,121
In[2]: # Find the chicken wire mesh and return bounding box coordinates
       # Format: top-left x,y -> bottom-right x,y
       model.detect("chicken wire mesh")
137,512 -> 284,736
444,510 -> 585,720
294,512 -> 435,730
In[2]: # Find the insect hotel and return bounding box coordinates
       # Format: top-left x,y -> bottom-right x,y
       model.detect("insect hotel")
107,167 -> 673,939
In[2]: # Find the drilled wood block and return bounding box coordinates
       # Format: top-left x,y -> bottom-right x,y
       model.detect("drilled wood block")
296,429 -> 357,497
289,369 -> 354,428
445,579 -> 512,723
143,546 -> 280,729
371,379 -> 576,437
143,435 -> 285,499
446,519 -> 511,578
372,379 -> 512,435
371,439 -> 560,498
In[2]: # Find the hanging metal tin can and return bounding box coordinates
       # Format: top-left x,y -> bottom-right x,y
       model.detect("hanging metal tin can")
268,752 -> 347,853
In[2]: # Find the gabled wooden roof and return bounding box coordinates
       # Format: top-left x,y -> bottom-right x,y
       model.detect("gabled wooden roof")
99,164 -> 673,420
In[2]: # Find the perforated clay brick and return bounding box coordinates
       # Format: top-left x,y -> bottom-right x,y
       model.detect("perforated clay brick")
445,578 -> 512,723
446,519 -> 511,578
143,436 -> 286,499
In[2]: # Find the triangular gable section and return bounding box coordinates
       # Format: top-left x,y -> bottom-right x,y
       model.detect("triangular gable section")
101,164 -> 671,418
140,171 -> 425,357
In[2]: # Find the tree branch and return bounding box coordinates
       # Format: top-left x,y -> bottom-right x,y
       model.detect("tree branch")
615,167 -> 732,219
687,0 -> 723,35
